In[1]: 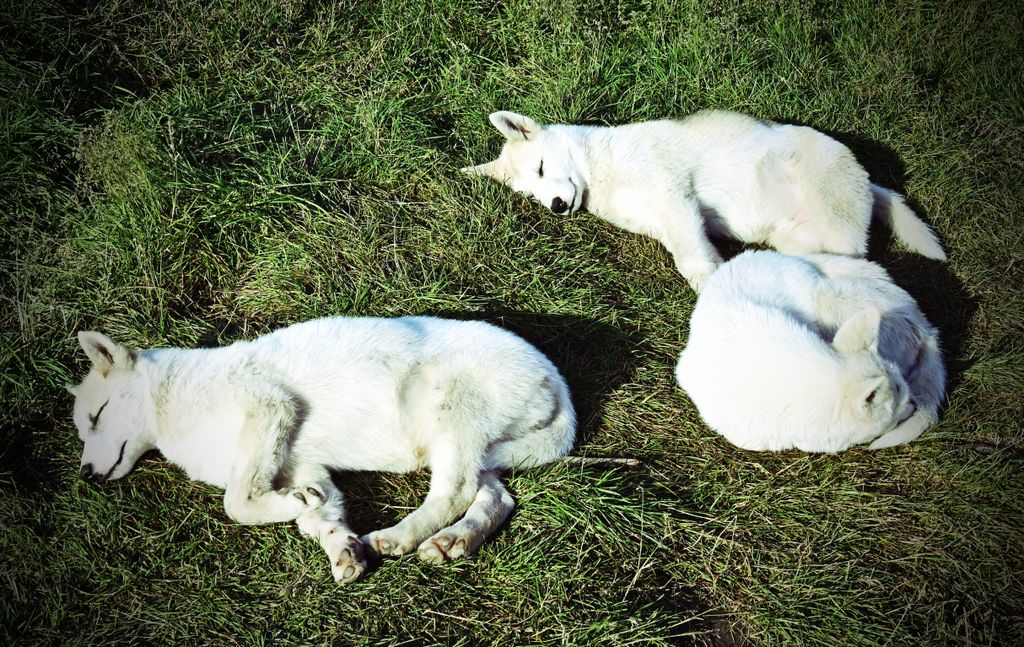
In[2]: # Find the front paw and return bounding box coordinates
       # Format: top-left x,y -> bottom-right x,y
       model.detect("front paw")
674,261 -> 716,293
687,268 -> 715,293
287,485 -> 326,508
324,532 -> 367,584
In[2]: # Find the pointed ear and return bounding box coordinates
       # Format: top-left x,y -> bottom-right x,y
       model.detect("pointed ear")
488,111 -> 542,142
833,309 -> 881,354
460,158 -> 511,181
854,376 -> 888,412
77,331 -> 137,375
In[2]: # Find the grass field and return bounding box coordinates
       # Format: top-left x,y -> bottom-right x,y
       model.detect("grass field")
2,0 -> 1022,644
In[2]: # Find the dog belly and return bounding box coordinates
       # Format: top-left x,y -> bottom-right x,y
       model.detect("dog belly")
291,399 -> 424,474
694,181 -> 764,242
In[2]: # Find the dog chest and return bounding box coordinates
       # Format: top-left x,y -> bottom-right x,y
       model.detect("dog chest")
157,405 -> 245,487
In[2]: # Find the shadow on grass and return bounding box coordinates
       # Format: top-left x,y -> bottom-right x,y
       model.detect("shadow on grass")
0,413 -> 68,497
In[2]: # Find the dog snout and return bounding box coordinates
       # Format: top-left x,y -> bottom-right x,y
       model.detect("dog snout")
79,463 -> 107,482
550,196 -> 569,214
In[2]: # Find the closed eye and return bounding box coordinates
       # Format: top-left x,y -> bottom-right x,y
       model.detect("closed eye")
89,400 -> 109,428
538,159 -> 544,177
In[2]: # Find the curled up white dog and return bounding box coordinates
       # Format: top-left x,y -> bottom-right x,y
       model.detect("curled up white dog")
67,316 -> 576,583
464,110 -> 946,291
675,250 -> 946,453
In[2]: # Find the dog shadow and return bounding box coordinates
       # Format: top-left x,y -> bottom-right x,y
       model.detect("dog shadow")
1,412 -> 70,497
330,310 -> 646,537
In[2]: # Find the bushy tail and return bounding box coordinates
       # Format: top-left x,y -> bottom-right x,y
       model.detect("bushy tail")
870,184 -> 947,261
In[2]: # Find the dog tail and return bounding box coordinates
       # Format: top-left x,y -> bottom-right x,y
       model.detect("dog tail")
870,184 -> 946,261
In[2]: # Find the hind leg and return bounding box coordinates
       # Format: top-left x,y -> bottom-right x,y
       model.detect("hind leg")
416,470 -> 515,563
759,144 -> 871,257
770,219 -> 865,257
361,438 -> 481,557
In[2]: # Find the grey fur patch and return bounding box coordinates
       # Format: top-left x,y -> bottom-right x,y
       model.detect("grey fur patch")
530,376 -> 561,431
438,375 -> 471,413
149,352 -> 181,418
396,361 -> 424,410
269,390 -> 309,492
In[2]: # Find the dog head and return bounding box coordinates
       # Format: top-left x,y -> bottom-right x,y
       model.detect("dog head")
462,111 -> 586,215
832,309 -> 914,444
67,331 -> 156,482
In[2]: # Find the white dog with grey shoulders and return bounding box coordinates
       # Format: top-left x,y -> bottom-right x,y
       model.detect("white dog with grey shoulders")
675,250 -> 945,452
68,316 -> 575,583
464,110 -> 946,291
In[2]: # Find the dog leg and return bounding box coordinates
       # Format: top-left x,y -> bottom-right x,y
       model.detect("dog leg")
222,387 -> 312,525
292,476 -> 366,584
657,198 -> 722,292
416,470 -> 514,564
868,408 -> 936,450
362,440 -> 480,557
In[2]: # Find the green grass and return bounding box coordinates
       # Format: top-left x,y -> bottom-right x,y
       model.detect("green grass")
2,0 -> 1022,644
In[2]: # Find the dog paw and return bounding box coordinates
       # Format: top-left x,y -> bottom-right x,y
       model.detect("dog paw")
361,528 -> 417,558
325,532 -> 366,584
289,485 -> 326,508
675,259 -> 717,293
686,270 -> 714,294
416,530 -> 472,564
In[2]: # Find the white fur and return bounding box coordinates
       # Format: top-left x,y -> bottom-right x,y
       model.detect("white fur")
675,250 -> 945,452
464,110 -> 946,291
68,316 -> 576,582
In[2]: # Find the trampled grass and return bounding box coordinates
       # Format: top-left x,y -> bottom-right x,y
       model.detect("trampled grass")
2,0 -> 1022,644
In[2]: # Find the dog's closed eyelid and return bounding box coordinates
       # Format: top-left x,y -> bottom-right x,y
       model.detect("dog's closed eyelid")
89,400 -> 110,427
538,160 -> 544,177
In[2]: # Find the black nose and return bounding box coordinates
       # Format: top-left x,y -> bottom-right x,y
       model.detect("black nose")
80,463 -> 95,481
550,197 -> 569,214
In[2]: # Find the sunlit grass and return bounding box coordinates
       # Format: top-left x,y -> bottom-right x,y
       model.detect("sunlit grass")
2,0 -> 1022,644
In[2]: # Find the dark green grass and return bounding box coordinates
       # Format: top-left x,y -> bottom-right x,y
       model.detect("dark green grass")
2,0 -> 1022,644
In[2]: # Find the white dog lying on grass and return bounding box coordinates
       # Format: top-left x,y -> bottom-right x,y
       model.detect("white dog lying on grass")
464,110 -> 946,292
68,316 -> 576,583
675,251 -> 945,452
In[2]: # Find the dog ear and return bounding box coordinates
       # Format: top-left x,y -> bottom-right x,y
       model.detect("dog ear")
488,111 -> 542,142
832,309 -> 881,354
77,331 -> 137,375
460,158 -> 511,181
853,376 -> 889,414
65,383 -> 80,396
